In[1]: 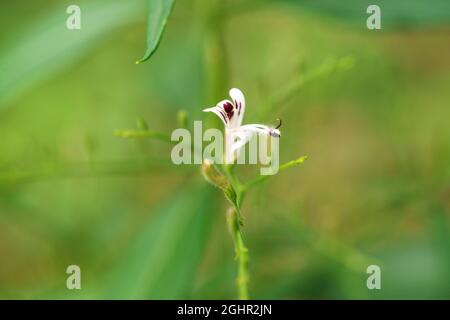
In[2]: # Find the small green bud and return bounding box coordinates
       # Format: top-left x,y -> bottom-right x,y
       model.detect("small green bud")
201,159 -> 229,191
177,110 -> 188,128
201,160 -> 237,206
136,116 -> 149,130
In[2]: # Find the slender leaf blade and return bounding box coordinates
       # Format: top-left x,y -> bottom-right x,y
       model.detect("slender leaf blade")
136,0 -> 176,64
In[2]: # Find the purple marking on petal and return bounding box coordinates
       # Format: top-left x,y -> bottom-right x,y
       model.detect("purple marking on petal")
224,102 -> 233,113
270,130 -> 280,138
218,109 -> 227,123
233,99 -> 239,115
227,111 -> 234,120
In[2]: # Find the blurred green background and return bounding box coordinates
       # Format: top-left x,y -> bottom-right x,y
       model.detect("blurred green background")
0,0 -> 449,299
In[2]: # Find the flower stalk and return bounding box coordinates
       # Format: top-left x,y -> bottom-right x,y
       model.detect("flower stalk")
201,160 -> 249,299
226,207 -> 249,300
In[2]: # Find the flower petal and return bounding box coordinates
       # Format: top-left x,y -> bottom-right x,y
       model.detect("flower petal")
203,99 -> 234,126
229,88 -> 245,126
236,124 -> 281,137
229,124 -> 280,153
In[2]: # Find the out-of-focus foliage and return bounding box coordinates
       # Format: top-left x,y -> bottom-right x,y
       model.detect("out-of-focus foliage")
0,0 -> 449,299
0,0 -> 144,108
105,186 -> 217,299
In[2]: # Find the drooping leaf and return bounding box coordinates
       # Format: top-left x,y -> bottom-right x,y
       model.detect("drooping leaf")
105,185 -> 217,299
136,0 -> 176,64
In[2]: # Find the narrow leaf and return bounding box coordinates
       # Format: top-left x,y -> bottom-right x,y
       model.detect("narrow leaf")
136,0 -> 176,64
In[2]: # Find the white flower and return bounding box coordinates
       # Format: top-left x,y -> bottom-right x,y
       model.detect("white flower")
203,88 -> 281,163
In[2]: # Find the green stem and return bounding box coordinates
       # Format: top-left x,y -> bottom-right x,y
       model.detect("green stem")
223,163 -> 246,207
243,155 -> 308,191
226,207 -> 249,300
200,0 -> 248,300
0,158 -> 180,186
201,0 -> 228,103
223,165 -> 249,299
113,129 -> 172,142
256,57 -> 354,120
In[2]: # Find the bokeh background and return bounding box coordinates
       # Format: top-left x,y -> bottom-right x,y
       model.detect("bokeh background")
1,0 -> 449,299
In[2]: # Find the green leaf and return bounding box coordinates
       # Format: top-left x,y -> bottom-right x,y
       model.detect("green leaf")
0,0 -> 143,109
136,0 -> 176,64
105,185 -> 217,299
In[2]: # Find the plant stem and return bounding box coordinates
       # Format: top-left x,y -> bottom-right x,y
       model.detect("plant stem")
226,207 -> 249,300
199,0 -> 249,300
243,155 -> 308,191
201,0 -> 228,104
0,158 -> 181,186
113,129 -> 172,142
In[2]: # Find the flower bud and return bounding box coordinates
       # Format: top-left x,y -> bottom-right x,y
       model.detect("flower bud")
201,160 -> 237,205
201,159 -> 229,191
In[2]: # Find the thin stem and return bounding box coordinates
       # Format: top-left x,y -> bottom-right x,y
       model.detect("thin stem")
0,158 -> 181,186
201,0 -> 228,104
256,57 -> 354,120
224,165 -> 249,299
113,129 -> 172,142
115,127 -> 209,164
199,0 -> 248,300
223,163 -> 246,208
226,207 -> 249,300
243,155 -> 308,191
